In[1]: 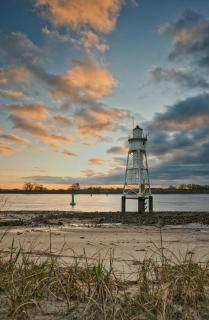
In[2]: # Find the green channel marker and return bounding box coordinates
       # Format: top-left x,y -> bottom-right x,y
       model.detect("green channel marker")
70,193 -> 76,206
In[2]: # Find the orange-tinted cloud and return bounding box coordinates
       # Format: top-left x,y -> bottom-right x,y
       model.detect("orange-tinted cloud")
80,30 -> 109,52
172,29 -> 193,45
0,67 -> 29,85
6,103 -> 72,145
36,0 -> 123,34
43,27 -> 109,52
1,32 -> 117,102
10,114 -> 72,144
10,103 -> 49,120
0,140 -> 14,155
0,131 -> 30,145
62,149 -> 77,156
0,88 -> 25,100
88,158 -> 107,165
75,105 -> 129,137
80,169 -> 101,176
53,115 -> 73,126
158,115 -> 209,130
52,60 -> 117,100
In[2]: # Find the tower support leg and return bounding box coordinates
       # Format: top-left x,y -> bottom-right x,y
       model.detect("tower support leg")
149,196 -> 153,213
138,197 -> 145,214
121,196 -> 126,214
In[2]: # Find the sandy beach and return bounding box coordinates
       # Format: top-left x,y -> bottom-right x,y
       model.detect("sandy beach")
1,211 -> 209,272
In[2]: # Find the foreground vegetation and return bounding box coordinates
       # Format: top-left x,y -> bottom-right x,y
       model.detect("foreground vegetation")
0,238 -> 209,320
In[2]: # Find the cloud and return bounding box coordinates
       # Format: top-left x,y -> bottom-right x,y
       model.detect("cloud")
0,32 -> 55,92
8,103 -> 49,120
0,30 -> 127,160
0,67 -> 29,84
113,156 -> 126,166
140,93 -> 209,184
53,115 -> 73,126
0,31 -> 121,148
148,94 -> 209,131
80,169 -> 101,177
36,0 -> 124,34
3,103 -> 72,145
42,26 -> 74,44
23,169 -> 124,185
106,146 -> 127,154
62,149 -> 77,156
146,11 -> 209,183
160,10 -> 201,37
0,32 -> 42,67
88,158 -> 107,165
52,60 -> 118,100
43,26 -> 109,54
80,30 -> 109,53
0,140 -> 14,155
9,114 -> 72,144
0,89 -> 26,100
74,104 -> 129,137
147,131 -> 193,157
149,139 -> 209,183
0,32 -> 117,104
160,10 -> 209,67
149,67 -> 209,90
0,131 -> 30,145
43,27 -> 109,52
20,160 -> 209,186
150,161 -> 209,184
144,94 -> 209,159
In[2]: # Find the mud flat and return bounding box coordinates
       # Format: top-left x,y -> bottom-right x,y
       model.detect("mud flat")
0,210 -> 209,227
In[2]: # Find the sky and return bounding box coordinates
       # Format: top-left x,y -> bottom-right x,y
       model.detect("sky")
1,0 -> 209,189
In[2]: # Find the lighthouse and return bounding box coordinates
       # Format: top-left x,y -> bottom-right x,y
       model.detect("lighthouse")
122,125 -> 153,213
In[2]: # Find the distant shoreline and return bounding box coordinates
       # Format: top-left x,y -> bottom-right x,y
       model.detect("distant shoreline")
1,190 -> 209,194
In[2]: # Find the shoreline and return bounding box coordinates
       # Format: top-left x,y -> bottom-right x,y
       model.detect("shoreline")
1,190 -> 209,194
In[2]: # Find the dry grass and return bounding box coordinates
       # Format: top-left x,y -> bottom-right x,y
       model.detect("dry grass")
0,230 -> 209,320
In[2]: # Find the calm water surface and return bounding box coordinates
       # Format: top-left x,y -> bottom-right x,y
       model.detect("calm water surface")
1,194 -> 209,212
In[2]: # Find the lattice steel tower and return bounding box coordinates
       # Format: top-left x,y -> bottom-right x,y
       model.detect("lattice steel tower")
122,125 -> 153,213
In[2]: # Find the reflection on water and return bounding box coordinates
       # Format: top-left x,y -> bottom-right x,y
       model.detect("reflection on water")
1,193 -> 209,212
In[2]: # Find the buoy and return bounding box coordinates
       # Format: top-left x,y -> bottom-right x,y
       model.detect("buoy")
70,193 -> 76,206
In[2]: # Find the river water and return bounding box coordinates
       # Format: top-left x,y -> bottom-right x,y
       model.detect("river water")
1,193 -> 209,212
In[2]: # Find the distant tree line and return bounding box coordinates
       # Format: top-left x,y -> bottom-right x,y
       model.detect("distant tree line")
0,183 -> 209,194
23,182 -> 47,191
167,184 -> 209,191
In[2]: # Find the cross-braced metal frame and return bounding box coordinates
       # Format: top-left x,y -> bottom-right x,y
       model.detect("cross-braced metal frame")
123,147 -> 151,197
